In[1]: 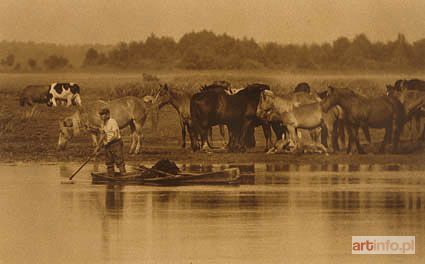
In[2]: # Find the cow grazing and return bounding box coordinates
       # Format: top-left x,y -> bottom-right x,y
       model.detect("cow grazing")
47,82 -> 82,107
19,85 -> 50,106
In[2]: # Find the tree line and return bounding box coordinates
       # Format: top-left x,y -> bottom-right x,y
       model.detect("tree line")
1,31 -> 425,72
82,31 -> 425,71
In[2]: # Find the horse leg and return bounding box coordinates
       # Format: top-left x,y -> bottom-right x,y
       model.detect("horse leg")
362,126 -> 371,145
271,121 -> 284,141
133,122 -> 143,154
180,121 -> 186,148
331,121 -> 340,152
353,126 -> 366,154
200,128 -> 210,152
338,120 -> 346,149
228,124 -> 240,152
219,124 -> 227,147
392,122 -> 402,154
239,120 -> 255,152
415,113 -> 421,140
379,125 -> 392,153
188,124 -> 200,151
208,127 -> 213,145
346,125 -> 355,154
421,122 -> 425,142
128,122 -> 136,154
261,122 -> 272,151
29,105 -> 37,118
320,124 -> 328,149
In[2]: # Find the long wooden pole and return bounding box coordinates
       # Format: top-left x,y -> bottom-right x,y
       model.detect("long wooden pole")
68,135 -> 105,181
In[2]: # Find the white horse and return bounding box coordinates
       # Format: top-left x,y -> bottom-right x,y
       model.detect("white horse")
57,96 -> 157,154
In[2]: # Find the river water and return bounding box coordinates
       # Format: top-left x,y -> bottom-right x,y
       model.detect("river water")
0,162 -> 424,263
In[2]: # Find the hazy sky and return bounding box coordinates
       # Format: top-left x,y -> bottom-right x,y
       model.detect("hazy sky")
1,0 -> 425,45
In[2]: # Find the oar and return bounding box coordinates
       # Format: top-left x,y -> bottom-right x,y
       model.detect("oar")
61,135 -> 105,184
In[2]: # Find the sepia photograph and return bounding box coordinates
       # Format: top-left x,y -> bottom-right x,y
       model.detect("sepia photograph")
0,0 -> 424,263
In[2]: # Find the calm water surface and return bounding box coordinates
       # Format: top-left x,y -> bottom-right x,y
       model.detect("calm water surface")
0,162 -> 424,263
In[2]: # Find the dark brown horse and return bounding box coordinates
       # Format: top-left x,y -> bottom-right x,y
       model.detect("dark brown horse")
318,89 -> 371,151
386,83 -> 425,141
321,87 -> 405,154
156,83 -> 228,148
392,79 -> 425,92
190,83 -> 271,152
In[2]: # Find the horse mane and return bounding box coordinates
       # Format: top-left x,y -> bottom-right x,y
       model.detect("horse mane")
235,83 -> 270,95
168,86 -> 192,98
199,83 -> 229,93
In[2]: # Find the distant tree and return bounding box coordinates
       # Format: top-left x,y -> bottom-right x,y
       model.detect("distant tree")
1,54 -> 15,66
332,37 -> 351,65
27,58 -> 37,70
43,55 -> 69,70
83,48 -> 100,66
412,38 -> 425,69
390,33 -> 412,68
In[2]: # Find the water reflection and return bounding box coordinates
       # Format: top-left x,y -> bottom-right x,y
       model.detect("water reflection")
1,163 -> 425,263
105,185 -> 124,211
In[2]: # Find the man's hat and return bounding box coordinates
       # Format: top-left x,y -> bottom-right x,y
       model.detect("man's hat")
99,108 -> 110,115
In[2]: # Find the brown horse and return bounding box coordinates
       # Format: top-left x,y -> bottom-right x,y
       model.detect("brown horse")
321,87 -> 405,154
190,83 -> 271,152
57,96 -> 155,154
386,83 -> 425,141
156,83 -> 227,148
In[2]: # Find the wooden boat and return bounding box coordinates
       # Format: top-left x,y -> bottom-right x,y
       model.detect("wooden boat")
91,167 -> 240,186
91,171 -> 147,184
138,166 -> 241,186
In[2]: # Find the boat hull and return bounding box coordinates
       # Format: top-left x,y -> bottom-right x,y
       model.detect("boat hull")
91,167 -> 240,186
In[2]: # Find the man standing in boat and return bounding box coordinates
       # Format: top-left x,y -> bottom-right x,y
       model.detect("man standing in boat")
99,108 -> 126,177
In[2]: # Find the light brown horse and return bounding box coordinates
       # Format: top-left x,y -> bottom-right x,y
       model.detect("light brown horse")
257,90 -> 341,152
321,87 -> 406,154
57,96 -> 156,154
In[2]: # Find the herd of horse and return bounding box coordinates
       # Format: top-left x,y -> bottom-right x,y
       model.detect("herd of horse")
21,78 -> 425,155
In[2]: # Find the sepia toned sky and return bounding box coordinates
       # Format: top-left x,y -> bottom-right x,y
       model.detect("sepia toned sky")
1,0 -> 425,44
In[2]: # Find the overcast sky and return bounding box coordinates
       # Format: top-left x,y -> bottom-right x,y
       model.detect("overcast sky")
1,0 -> 424,45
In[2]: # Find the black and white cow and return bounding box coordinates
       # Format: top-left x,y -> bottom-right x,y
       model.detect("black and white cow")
47,82 -> 82,107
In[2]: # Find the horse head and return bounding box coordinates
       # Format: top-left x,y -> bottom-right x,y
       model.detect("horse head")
156,83 -> 173,108
256,90 -> 275,120
320,86 -> 339,112
57,112 -> 81,151
387,84 -> 408,104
